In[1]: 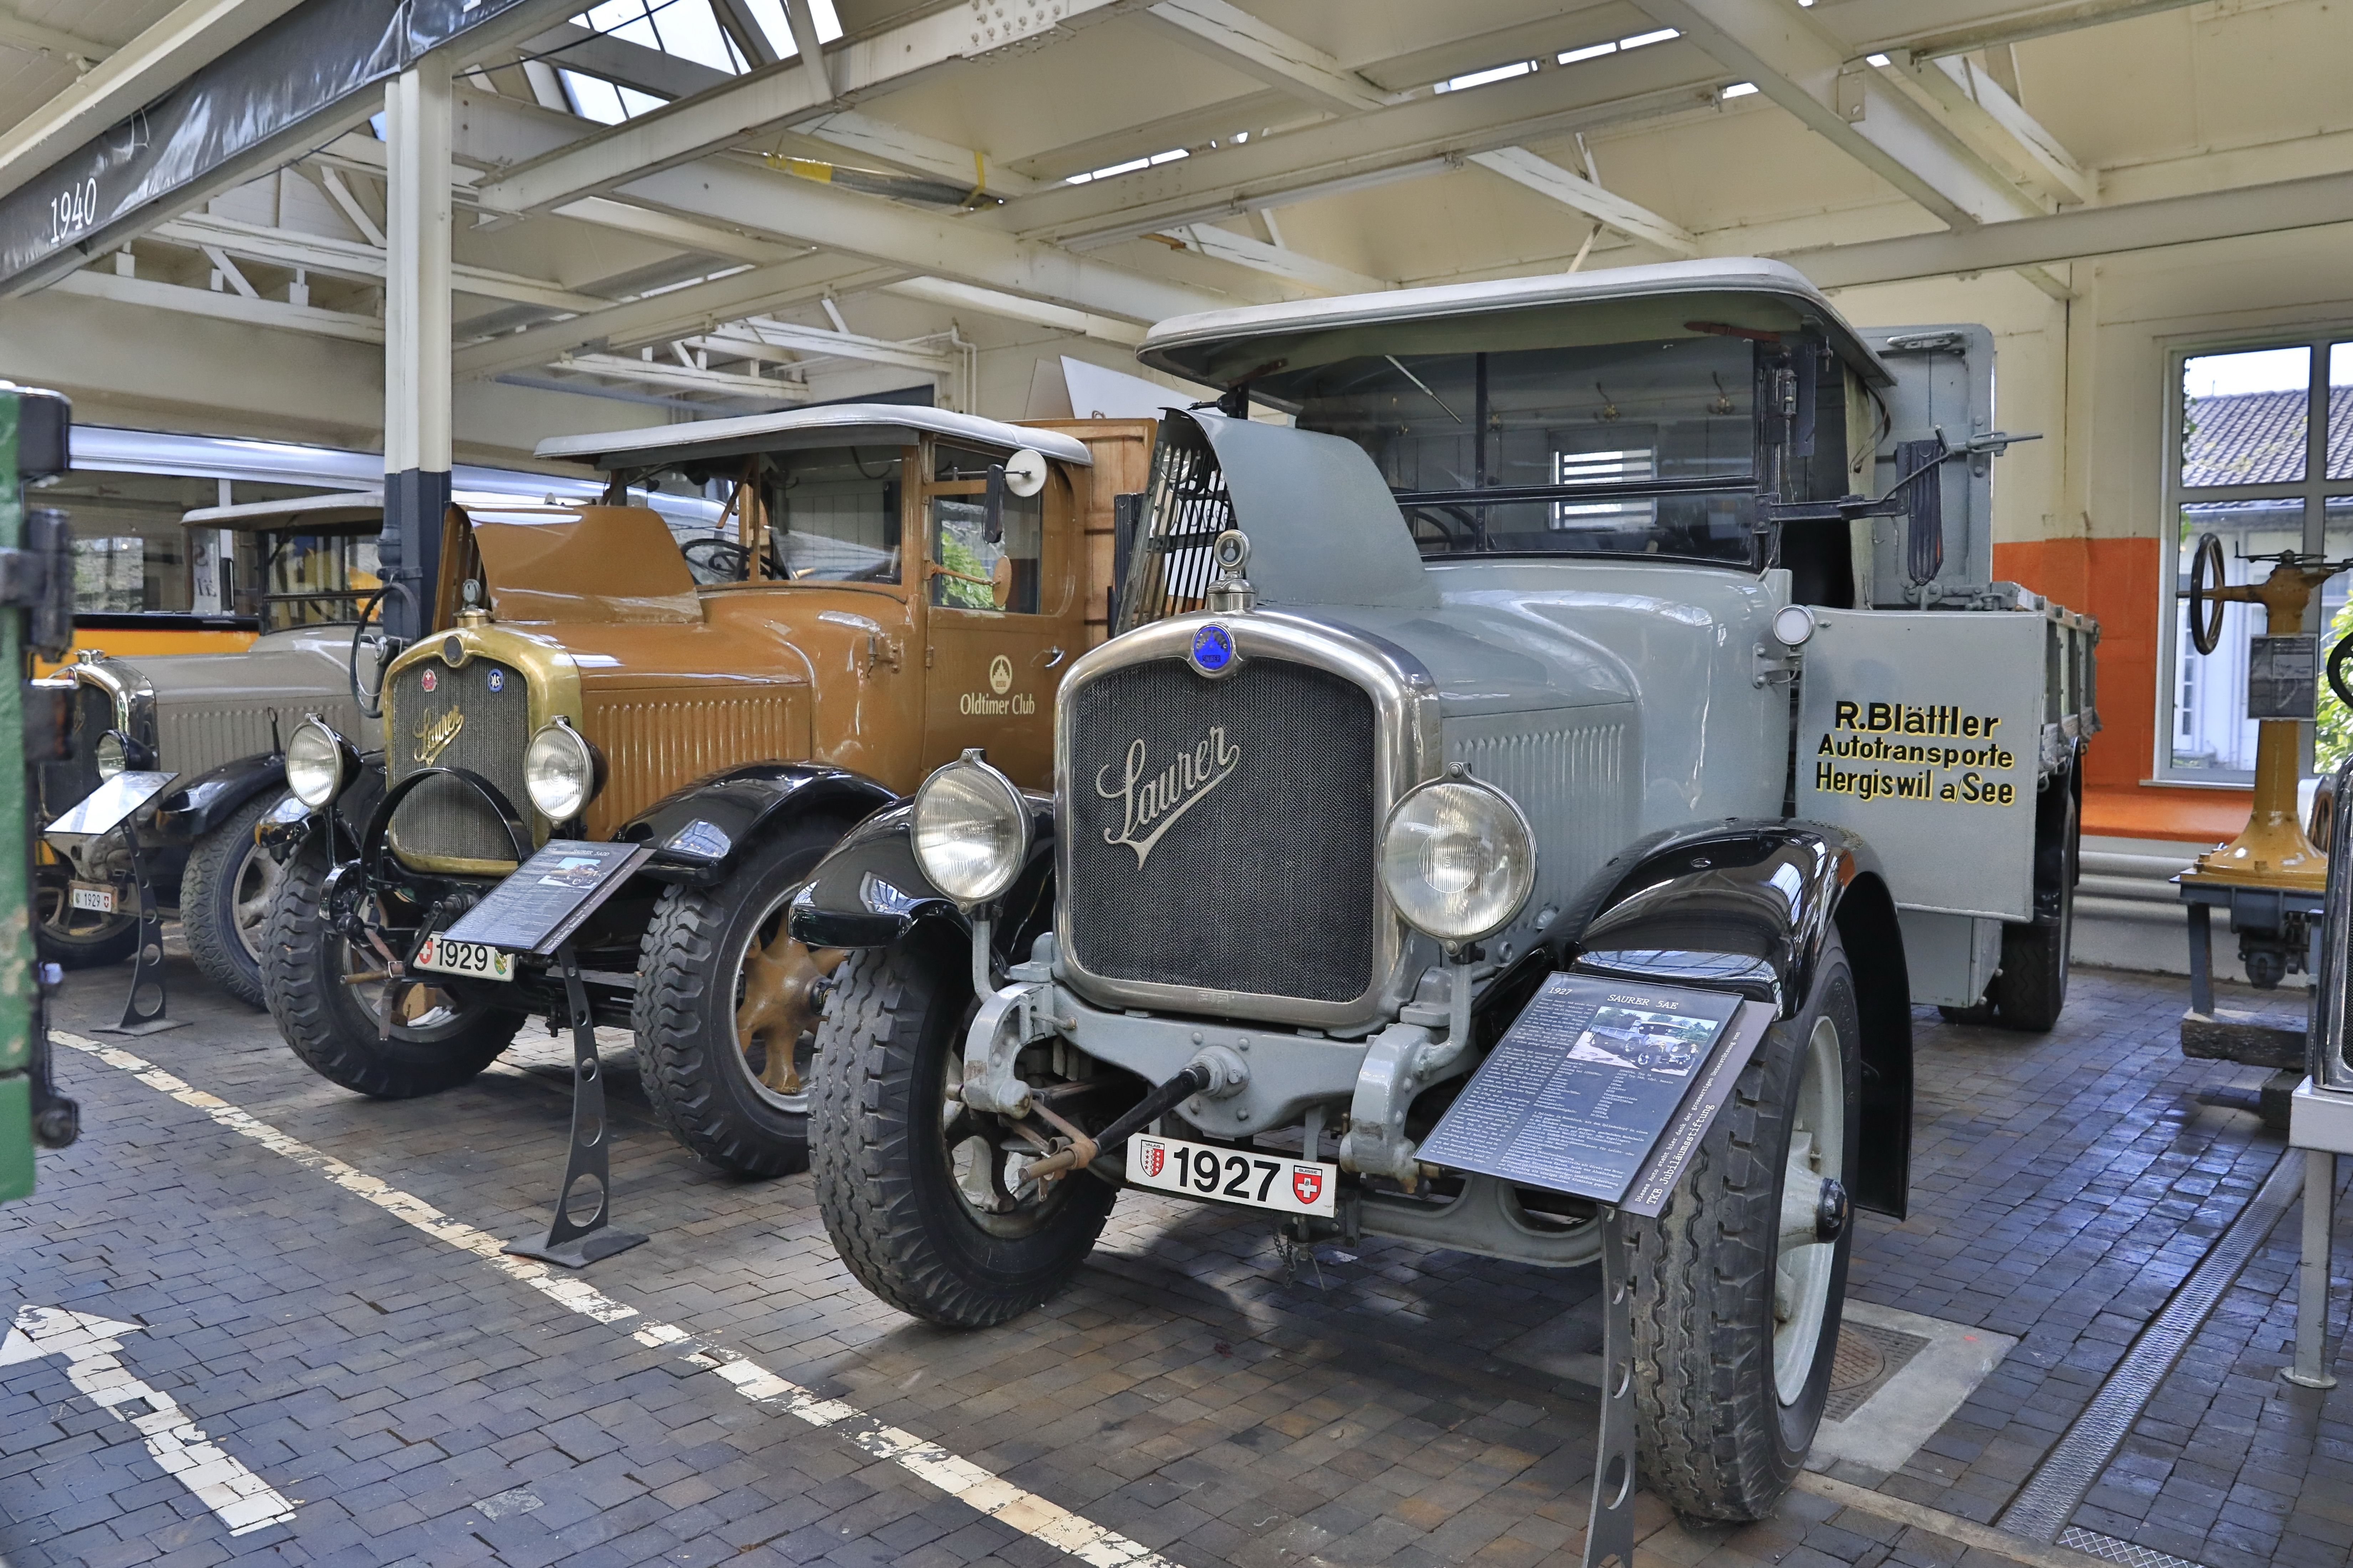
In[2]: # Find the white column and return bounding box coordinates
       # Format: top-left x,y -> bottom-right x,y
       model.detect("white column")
381,60 -> 452,641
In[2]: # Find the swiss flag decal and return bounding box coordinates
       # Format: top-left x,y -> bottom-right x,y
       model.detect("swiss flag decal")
1139,1141 -> 1165,1179
1292,1166 -> 1323,1206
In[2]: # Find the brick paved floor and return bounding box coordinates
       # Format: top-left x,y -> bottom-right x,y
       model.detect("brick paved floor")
0,954 -> 2343,1568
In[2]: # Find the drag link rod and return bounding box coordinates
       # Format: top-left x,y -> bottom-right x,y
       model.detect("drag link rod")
1020,1061 -> 1215,1183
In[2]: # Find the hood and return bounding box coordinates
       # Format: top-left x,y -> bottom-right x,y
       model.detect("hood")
464,505 -> 702,625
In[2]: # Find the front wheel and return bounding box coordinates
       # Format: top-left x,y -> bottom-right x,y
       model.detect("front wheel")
1631,932 -> 1861,1522
810,926 -> 1117,1328
34,852 -> 137,970
260,842 -> 524,1097
632,819 -> 850,1176
179,790 -> 289,1009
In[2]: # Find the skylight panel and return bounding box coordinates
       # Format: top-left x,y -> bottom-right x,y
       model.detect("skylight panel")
1064,148 -> 1188,185
1722,81 -> 1758,97
1620,28 -> 1679,48
1435,59 -> 1535,93
737,0 -> 843,58
1559,41 -> 1616,65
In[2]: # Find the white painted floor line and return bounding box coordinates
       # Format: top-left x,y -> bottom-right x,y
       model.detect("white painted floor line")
0,1305 -> 299,1537
52,1033 -> 1178,1568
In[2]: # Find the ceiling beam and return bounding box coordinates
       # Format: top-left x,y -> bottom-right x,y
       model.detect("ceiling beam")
548,195 -> 808,265
1782,166 -> 2353,290
156,212 -> 609,312
50,268 -> 383,341
1172,224 -> 1385,293
994,42 -> 1726,246
475,0 -> 1133,215
452,254 -> 899,379
1467,147 -> 1698,256
878,276 -> 1146,346
1631,0 -> 2040,230
0,0 -> 309,203
794,110 -> 1043,196
0,10 -> 113,65
610,156 -> 1235,324
1887,52 -> 2092,207
557,351 -> 809,403
703,319 -> 956,375
516,24 -> 719,101
1819,0 -> 2206,60
1138,0 -> 1391,115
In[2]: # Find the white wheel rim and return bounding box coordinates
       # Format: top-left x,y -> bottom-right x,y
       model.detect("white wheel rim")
1773,1013 -> 1844,1405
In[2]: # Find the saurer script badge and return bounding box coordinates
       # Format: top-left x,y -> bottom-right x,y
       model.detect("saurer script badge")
413,709 -> 464,767
1096,727 -> 1240,867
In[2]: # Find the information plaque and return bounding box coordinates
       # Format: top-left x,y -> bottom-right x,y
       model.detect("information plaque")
1418,972 -> 1773,1217
440,840 -> 654,956
43,772 -> 177,840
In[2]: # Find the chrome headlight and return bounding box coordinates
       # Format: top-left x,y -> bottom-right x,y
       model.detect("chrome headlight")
284,719 -> 349,809
912,751 -> 1030,906
94,732 -> 126,780
524,718 -> 603,823
1379,774 -> 1538,947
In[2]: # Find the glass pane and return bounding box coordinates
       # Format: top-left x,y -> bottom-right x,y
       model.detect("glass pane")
2319,497 -> 2353,774
2181,345 -> 2308,487
256,532 -> 380,631
2171,497 -> 2307,774
2330,343 -> 2353,480
770,449 -> 901,584
930,493 -> 1040,612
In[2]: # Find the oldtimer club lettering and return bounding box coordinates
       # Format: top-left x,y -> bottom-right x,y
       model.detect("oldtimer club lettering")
1096,727 -> 1241,867
958,654 -> 1034,717
413,707 -> 465,767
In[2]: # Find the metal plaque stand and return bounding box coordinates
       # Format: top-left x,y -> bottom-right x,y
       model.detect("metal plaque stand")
1582,1210 -> 1637,1568
102,819 -> 178,1035
504,947 -> 645,1268
2284,1145 -> 2339,1389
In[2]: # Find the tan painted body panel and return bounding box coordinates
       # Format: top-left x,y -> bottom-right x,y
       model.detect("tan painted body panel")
381,421 -> 1149,869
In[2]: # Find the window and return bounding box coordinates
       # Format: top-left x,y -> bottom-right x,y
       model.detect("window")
2161,338 -> 2353,779
768,448 -> 901,584
929,443 -> 1041,613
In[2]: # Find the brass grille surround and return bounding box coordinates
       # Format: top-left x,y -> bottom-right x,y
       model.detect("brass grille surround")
380,627 -> 583,875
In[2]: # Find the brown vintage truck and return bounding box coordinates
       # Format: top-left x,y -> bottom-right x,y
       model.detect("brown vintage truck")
263,404 -> 1152,1175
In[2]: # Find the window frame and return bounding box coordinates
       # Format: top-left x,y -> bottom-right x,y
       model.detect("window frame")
2154,326 -> 2353,786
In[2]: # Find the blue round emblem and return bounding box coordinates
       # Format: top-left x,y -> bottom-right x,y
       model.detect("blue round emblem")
487,668 -> 505,693
1191,624 -> 1234,673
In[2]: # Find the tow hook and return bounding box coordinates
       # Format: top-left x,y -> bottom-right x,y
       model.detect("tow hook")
1020,1053 -> 1230,1185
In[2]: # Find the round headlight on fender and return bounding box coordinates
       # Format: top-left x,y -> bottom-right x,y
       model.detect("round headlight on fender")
1379,774 -> 1538,948
524,718 -> 603,823
284,718 -> 351,809
912,750 -> 1031,906
93,731 -> 127,781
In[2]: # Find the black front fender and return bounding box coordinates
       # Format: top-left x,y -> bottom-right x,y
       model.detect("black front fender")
617,762 -> 898,884
1551,821 -> 1912,1221
788,793 -> 1057,972
150,752 -> 284,842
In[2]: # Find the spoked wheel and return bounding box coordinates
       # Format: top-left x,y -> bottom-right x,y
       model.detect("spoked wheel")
180,790 -> 290,1009
810,925 -> 1116,1329
634,819 -> 852,1176
1632,932 -> 1861,1522
261,841 -> 524,1097
34,852 -> 137,970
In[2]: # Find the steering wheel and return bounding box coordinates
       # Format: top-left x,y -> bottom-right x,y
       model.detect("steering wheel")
2186,532 -> 2226,656
349,582 -> 414,721
2329,633 -> 2353,714
682,537 -> 749,582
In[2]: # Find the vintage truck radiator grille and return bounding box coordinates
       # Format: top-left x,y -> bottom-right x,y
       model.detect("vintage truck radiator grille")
586,693 -> 805,833
1064,656 -> 1379,1003
386,659 -> 533,867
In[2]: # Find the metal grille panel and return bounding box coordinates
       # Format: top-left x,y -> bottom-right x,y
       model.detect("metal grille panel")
1113,413 -> 1232,635
585,693 -> 804,834
387,659 -> 533,865
1452,716 -> 1632,941
1064,656 -> 1378,1003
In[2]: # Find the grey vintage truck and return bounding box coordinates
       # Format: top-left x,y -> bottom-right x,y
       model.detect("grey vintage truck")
789,260 -> 2097,1522
37,493 -> 386,1005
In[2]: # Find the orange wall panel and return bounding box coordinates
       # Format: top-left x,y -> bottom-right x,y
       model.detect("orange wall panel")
1994,537 -> 2248,845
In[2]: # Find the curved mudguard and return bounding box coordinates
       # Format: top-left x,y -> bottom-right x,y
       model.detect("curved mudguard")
616,762 -> 898,884
1536,820 -> 1912,1219
151,752 -> 285,842
787,793 -> 1057,972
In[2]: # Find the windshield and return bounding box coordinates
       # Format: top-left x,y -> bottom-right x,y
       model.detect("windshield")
1290,336 -> 1763,566
242,530 -> 381,631
647,446 -> 905,585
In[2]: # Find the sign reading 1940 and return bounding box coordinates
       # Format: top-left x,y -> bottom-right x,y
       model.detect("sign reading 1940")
1795,609 -> 2045,922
